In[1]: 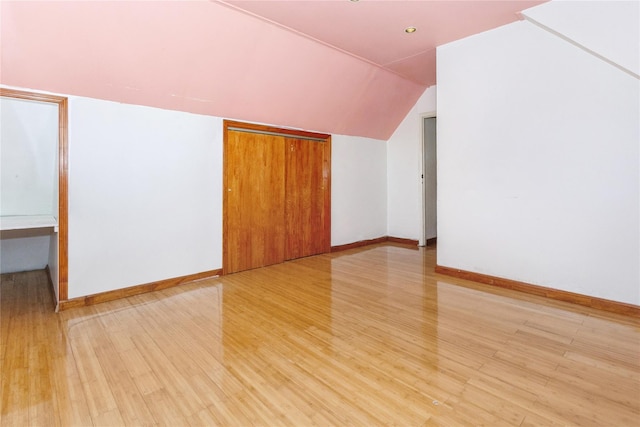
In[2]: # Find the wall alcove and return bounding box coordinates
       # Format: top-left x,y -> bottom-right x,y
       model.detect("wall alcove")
0,88 -> 68,307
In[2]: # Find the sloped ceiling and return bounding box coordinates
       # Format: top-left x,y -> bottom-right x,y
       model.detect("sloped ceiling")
0,0 -> 545,140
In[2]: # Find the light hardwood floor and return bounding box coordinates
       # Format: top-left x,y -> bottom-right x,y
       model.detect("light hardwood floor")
1,244 -> 639,426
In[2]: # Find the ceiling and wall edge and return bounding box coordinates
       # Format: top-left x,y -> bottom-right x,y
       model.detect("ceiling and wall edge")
0,1 -> 426,140
1,1 -> 549,140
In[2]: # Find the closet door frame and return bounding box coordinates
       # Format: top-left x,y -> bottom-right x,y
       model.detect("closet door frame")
1,88 -> 69,302
222,120 -> 331,274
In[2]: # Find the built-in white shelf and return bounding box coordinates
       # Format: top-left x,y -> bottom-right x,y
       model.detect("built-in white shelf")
0,215 -> 58,232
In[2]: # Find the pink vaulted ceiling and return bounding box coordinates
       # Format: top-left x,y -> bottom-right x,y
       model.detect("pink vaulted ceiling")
224,0 -> 545,86
1,0 -> 545,139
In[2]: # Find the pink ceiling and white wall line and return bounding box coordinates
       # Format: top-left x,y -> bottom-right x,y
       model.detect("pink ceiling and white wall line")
1,0 -> 545,140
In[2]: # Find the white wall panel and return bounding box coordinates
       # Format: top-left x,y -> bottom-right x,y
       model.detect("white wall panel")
1,97 -> 58,216
332,135 -> 387,246
67,98 -> 222,298
0,231 -> 51,273
437,18 -> 639,305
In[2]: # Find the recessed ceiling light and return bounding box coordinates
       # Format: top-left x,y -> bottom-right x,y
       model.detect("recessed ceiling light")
405,26 -> 417,34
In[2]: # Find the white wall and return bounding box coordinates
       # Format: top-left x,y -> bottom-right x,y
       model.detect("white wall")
387,86 -> 437,243
67,98 -> 393,296
0,230 -> 50,273
1,97 -> 58,216
437,14 -> 639,304
68,98 -> 222,298
523,0 -> 639,77
331,135 -> 387,246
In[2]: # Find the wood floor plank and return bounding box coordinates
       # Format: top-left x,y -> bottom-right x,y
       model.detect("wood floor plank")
49,356 -> 93,427
1,246 -> 639,426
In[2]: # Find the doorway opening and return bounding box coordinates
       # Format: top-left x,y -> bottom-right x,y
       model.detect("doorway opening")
422,116 -> 437,247
0,88 -> 68,308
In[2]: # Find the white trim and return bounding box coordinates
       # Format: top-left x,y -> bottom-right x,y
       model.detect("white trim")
0,215 -> 58,232
522,15 -> 639,80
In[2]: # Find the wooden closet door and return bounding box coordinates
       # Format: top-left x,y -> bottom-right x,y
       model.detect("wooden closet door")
285,138 -> 329,260
224,130 -> 286,274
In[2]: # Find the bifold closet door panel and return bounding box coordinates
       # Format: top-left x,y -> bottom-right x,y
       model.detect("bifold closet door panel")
224,130 -> 286,274
285,138 -> 327,260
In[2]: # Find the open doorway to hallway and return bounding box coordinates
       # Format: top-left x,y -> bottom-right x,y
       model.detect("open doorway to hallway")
422,116 -> 437,246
